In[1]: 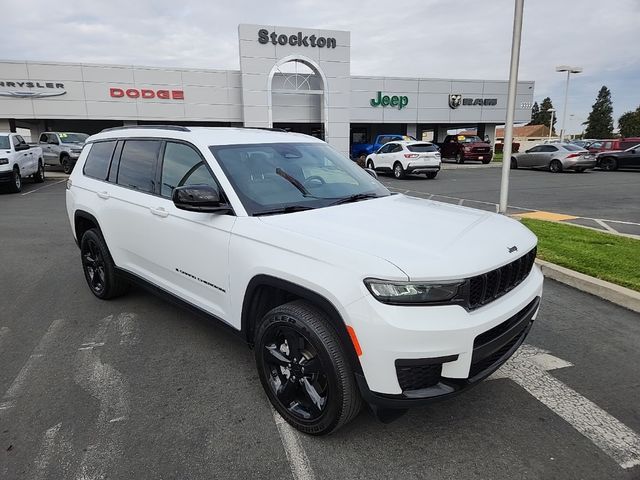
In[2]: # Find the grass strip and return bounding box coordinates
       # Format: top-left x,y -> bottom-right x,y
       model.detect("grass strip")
520,218 -> 640,292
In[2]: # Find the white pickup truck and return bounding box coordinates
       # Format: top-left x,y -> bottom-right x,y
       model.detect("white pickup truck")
38,132 -> 88,174
0,133 -> 45,193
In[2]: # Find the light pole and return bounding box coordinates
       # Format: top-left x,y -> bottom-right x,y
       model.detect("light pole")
498,0 -> 525,214
547,108 -> 555,142
556,65 -> 582,141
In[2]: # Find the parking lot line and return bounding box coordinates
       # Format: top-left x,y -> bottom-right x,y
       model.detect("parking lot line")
272,408 -> 316,480
21,179 -> 66,196
0,318 -> 65,414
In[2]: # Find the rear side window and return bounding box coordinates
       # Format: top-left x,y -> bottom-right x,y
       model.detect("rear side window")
83,141 -> 116,180
562,144 -> 582,152
160,142 -> 217,198
407,143 -> 438,153
117,140 -> 161,193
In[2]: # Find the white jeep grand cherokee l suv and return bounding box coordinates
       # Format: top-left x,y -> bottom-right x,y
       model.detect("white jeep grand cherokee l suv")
66,126 -> 543,435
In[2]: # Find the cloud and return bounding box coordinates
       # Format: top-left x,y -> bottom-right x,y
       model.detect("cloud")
1,0 -> 638,134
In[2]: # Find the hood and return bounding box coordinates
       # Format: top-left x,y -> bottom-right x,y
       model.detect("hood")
259,195 -> 536,280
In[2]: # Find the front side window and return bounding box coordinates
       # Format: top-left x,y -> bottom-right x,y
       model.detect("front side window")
528,146 -> 542,153
210,142 -> 389,215
161,142 -> 217,198
39,134 -> 48,143
117,140 -> 161,193
84,141 -> 116,180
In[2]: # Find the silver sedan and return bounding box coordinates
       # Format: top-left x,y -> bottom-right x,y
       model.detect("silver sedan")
510,143 -> 596,173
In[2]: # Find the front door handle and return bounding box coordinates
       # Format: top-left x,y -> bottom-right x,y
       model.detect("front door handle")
97,191 -> 110,199
150,207 -> 169,218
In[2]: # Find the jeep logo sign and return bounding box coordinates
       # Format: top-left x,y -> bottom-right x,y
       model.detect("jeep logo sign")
258,29 -> 336,48
449,93 -> 497,109
370,91 -> 409,110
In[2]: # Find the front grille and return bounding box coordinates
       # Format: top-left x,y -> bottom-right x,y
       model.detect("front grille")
396,363 -> 442,391
472,147 -> 490,153
468,247 -> 536,310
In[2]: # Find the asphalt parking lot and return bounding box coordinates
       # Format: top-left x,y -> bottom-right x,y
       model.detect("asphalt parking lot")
380,166 -> 640,236
1,177 -> 640,480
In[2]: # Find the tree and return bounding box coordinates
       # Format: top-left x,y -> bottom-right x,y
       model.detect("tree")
538,97 -> 557,133
584,86 -> 614,139
618,106 -> 640,137
528,101 -> 540,125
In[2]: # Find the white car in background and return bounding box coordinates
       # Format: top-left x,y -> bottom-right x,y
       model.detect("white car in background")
0,132 -> 45,193
365,141 -> 441,179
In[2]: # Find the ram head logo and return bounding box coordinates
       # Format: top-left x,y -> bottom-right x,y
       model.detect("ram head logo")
449,94 -> 462,109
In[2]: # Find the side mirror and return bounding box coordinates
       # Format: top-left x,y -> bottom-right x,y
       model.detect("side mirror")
364,168 -> 378,179
15,143 -> 30,151
172,185 -> 231,213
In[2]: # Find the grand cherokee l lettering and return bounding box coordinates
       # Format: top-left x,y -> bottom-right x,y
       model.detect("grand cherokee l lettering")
66,126 -> 543,435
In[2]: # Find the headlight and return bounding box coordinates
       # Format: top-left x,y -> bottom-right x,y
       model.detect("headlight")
0,158 -> 8,165
364,278 -> 465,305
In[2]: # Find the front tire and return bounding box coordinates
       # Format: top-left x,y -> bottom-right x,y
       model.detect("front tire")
80,229 -> 129,299
61,155 -> 73,174
510,157 -> 518,169
8,168 -> 21,193
455,152 -> 464,164
34,162 -> 45,183
549,160 -> 563,173
425,172 -> 438,179
255,300 -> 362,435
393,162 -> 406,179
366,159 -> 375,170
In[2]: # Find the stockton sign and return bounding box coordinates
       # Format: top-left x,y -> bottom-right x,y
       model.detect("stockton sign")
449,94 -> 497,109
258,29 -> 336,48
109,87 -> 184,100
370,91 -> 409,110
0,80 -> 66,98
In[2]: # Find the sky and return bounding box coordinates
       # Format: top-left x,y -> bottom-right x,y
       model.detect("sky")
1,0 -> 639,135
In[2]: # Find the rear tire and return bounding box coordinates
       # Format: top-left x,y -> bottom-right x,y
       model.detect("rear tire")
254,300 -> 362,435
549,160 -> 563,173
425,172 -> 438,179
366,159 -> 375,170
8,168 -> 21,193
393,162 -> 406,179
80,229 -> 129,299
34,161 -> 45,183
455,152 -> 464,164
510,158 -> 518,169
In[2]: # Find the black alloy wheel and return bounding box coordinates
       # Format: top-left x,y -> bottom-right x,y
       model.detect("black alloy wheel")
255,300 -> 361,435
601,157 -> 618,171
549,160 -> 563,173
80,229 -> 129,299
62,156 -> 73,174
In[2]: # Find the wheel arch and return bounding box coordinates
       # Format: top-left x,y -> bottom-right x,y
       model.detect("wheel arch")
241,274 -> 363,374
73,210 -> 104,247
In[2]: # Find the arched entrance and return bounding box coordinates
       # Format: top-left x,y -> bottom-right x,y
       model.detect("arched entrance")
267,55 -> 328,140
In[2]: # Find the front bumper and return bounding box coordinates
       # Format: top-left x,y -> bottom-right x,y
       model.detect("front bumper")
346,265 -> 544,405
0,169 -> 14,184
463,152 -> 492,161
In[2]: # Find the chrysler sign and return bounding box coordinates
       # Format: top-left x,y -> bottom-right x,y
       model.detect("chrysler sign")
0,80 -> 66,98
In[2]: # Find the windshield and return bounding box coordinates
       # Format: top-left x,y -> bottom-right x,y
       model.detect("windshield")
458,135 -> 482,143
0,136 -> 9,150
59,133 -> 89,143
210,142 -> 390,215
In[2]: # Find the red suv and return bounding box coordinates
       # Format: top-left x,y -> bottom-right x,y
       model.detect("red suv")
588,138 -> 640,154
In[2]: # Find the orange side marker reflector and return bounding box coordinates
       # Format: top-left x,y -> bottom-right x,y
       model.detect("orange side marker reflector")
346,325 -> 362,356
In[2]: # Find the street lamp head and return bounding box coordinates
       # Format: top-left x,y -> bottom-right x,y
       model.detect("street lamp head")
556,65 -> 583,74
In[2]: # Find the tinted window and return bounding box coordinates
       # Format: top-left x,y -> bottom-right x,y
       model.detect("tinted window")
377,144 -> 392,154
161,142 -> 217,198
528,146 -> 542,153
562,144 -> 582,152
389,144 -> 403,153
117,140 -> 161,193
83,141 -> 116,180
39,134 -> 48,143
407,143 -> 438,153
541,145 -> 559,152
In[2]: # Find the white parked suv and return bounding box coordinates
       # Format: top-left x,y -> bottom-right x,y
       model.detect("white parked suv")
66,126 -> 543,435
366,140 -> 441,179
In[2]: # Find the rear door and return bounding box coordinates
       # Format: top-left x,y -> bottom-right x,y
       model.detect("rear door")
536,145 -> 558,167
619,145 -> 640,169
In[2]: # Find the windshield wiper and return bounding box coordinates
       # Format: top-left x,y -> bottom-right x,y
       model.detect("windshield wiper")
329,193 -> 380,206
254,205 -> 315,216
275,168 -> 314,197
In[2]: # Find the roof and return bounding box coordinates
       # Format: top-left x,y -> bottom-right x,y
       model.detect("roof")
88,126 -> 324,146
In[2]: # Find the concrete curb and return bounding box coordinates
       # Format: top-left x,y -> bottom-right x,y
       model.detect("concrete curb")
536,259 -> 640,313
441,162 -> 502,170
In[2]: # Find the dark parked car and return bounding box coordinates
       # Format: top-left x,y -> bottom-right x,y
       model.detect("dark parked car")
596,144 -> 640,171
438,135 -> 492,163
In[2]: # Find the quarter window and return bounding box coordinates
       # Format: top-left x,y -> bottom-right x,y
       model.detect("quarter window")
117,140 -> 161,193
83,141 -> 117,180
160,142 -> 217,198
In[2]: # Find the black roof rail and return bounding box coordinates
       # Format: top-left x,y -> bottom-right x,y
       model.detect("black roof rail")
242,127 -> 289,133
100,125 -> 191,133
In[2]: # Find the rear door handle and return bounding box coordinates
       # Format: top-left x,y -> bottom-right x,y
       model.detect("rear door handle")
150,207 -> 169,218
97,191 -> 110,199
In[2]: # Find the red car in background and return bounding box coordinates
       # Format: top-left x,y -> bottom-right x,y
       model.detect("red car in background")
588,137 -> 640,155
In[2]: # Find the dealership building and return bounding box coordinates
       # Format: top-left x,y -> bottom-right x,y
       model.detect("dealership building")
0,24 -> 534,155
